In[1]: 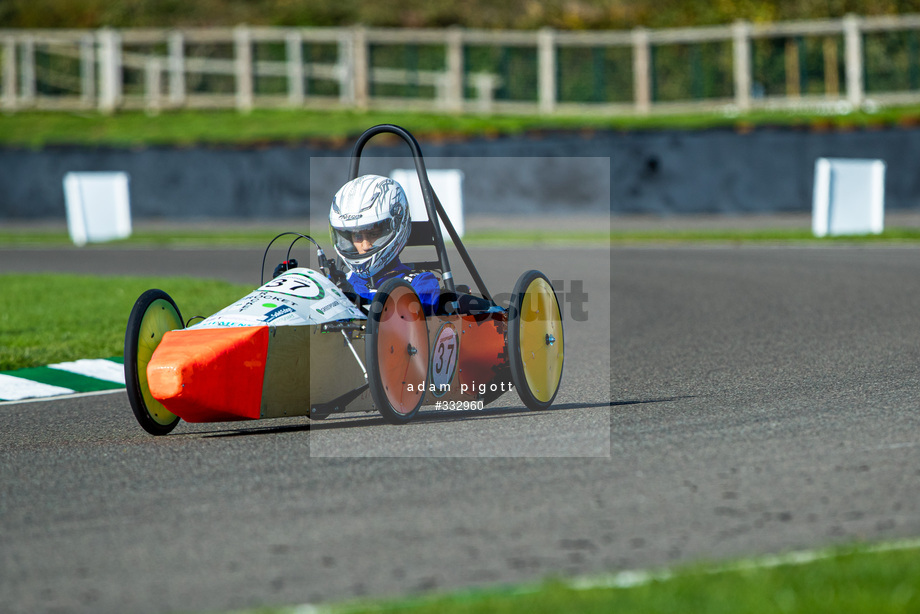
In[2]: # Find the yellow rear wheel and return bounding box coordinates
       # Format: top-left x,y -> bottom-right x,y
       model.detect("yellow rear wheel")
125,289 -> 183,435
508,271 -> 564,411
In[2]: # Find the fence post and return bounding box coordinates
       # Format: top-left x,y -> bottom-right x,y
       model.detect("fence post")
352,25 -> 369,109
337,30 -> 353,105
473,73 -> 495,113
21,34 -> 35,105
80,34 -> 95,107
286,30 -> 305,105
234,25 -> 253,112
538,27 -> 557,113
168,30 -> 185,106
844,14 -> 864,108
733,20 -> 752,110
146,57 -> 162,114
445,26 -> 464,112
2,36 -> 17,110
97,28 -> 121,113
632,27 -> 651,114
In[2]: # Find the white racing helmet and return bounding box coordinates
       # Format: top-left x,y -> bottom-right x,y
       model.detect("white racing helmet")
329,175 -> 411,279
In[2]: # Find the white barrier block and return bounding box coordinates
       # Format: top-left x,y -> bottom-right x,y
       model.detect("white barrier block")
391,169 -> 464,240
812,158 -> 885,237
63,171 -> 132,246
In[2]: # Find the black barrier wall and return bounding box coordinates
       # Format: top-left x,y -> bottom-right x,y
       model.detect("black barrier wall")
2,126 -> 920,220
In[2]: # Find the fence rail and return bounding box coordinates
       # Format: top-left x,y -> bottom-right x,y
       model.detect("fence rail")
3,15 -> 920,115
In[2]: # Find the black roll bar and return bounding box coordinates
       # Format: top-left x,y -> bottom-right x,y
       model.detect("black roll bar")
347,124 -> 493,303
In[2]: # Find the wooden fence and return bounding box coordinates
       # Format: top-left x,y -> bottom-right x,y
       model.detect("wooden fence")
4,15 -> 920,114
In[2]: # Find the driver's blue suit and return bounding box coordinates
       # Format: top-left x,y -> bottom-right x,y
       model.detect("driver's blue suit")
346,259 -> 440,314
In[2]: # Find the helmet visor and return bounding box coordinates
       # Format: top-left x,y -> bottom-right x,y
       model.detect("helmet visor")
331,219 -> 396,258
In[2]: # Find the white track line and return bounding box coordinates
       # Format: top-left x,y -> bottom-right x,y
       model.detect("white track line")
0,373 -> 75,402
266,538 -> 920,614
568,537 -> 920,591
0,388 -> 124,406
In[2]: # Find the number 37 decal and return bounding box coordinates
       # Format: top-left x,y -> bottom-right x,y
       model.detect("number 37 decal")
260,272 -> 326,300
430,323 -> 459,397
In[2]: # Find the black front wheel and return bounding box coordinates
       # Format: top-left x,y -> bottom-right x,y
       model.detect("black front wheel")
365,278 -> 430,424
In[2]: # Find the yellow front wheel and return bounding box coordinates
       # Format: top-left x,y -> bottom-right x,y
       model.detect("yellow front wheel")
125,289 -> 184,435
508,271 -> 564,411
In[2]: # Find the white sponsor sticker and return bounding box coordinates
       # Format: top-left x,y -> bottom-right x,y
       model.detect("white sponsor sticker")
190,268 -> 365,329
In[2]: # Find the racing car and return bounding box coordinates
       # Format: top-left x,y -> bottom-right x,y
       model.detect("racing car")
124,124 -> 564,435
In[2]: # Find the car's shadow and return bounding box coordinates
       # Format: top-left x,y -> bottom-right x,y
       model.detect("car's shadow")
188,397 -> 685,439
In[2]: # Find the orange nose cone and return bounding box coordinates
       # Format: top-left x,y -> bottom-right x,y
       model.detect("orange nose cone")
147,326 -> 270,422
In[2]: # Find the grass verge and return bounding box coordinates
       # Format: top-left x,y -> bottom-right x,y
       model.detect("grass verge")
0,273 -> 252,371
4,226 -> 920,247
4,105 -> 920,148
247,543 -> 920,614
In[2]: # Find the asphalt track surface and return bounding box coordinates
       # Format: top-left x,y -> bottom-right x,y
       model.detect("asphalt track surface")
2,244 -> 920,613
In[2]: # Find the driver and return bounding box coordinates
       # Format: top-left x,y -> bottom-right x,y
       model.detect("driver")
329,175 -> 440,312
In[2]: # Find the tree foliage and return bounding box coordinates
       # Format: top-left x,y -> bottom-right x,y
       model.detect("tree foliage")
6,0 -> 920,30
